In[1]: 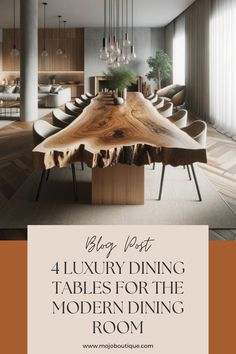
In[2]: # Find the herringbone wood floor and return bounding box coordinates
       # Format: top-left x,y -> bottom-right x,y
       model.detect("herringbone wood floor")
0,117 -> 235,239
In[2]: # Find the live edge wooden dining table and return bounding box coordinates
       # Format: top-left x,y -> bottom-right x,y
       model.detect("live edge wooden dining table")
33,92 -> 207,205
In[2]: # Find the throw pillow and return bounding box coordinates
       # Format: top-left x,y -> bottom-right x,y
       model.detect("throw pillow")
53,85 -> 62,93
38,85 -> 52,93
4,85 -> 16,94
15,86 -> 20,93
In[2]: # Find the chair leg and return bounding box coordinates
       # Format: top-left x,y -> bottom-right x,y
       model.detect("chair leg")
35,169 -> 46,202
81,161 -> 84,171
158,164 -> 166,200
186,165 -> 192,180
190,164 -> 202,201
153,162 -> 155,170
46,169 -> 50,182
71,163 -> 78,201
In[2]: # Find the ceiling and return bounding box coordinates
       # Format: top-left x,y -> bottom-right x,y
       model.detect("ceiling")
0,0 -> 195,28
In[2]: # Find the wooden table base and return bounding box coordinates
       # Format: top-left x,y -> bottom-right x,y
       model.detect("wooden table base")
92,164 -> 144,205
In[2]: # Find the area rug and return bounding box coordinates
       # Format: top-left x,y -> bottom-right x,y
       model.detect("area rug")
0,164 -> 235,228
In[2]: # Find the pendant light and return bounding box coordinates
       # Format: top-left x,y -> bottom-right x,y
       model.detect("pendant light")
62,20 -> 68,58
100,0 -> 109,60
129,0 -> 136,61
41,2 -> 48,57
56,15 -> 63,55
123,0 -> 131,48
10,0 -> 20,56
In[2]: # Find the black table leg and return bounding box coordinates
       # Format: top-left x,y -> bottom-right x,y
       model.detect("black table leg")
158,164 -> 166,200
35,169 -> 46,201
71,163 -> 78,201
190,164 -> 202,201
186,165 -> 192,180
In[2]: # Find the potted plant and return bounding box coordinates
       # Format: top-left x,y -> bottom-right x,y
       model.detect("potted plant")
146,50 -> 172,91
105,67 -> 137,101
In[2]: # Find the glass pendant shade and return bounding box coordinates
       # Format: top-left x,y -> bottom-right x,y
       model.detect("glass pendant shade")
129,45 -> 136,60
10,45 -> 20,57
123,32 -> 131,47
107,54 -> 115,65
62,50 -> 67,59
113,41 -> 121,56
41,49 -> 48,57
100,37 -> 109,60
56,47 -> 63,55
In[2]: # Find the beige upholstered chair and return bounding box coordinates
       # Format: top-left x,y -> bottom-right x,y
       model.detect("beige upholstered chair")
181,120 -> 207,148
85,92 -> 95,98
149,94 -> 158,104
33,120 -> 61,146
65,102 -> 82,116
157,120 -> 207,202
52,109 -> 76,128
153,97 -> 165,109
75,97 -> 86,108
167,109 -> 188,129
146,93 -> 155,100
157,84 -> 186,108
80,94 -> 91,103
158,102 -> 173,118
33,120 -> 78,201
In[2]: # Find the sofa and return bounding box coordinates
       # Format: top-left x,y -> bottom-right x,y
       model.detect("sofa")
0,84 -> 71,108
157,84 -> 186,108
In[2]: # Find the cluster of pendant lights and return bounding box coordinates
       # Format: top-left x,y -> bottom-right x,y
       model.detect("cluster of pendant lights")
41,2 -> 67,58
100,0 -> 136,66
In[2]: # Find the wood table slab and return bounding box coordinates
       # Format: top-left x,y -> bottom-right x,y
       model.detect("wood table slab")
33,92 -> 207,204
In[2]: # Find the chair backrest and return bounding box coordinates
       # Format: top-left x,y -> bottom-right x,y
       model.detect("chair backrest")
33,120 -> 60,146
167,109 -> 188,128
86,92 -> 93,98
146,93 -> 155,100
181,120 -> 207,147
81,94 -> 90,101
75,98 -> 84,105
149,94 -> 158,104
65,102 -> 79,111
52,108 -> 68,120
158,102 -> 173,118
153,97 -> 165,109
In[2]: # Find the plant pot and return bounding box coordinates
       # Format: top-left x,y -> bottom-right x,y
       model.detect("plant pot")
118,88 -> 127,100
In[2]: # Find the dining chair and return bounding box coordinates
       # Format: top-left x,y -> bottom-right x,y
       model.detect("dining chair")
65,102 -> 83,116
33,120 -> 78,202
153,97 -> 165,109
52,108 -> 76,128
80,94 -> 91,103
149,94 -> 158,104
166,109 -> 188,129
146,93 -> 155,100
85,92 -> 95,98
158,102 -> 174,118
74,97 -> 86,108
157,120 -> 207,202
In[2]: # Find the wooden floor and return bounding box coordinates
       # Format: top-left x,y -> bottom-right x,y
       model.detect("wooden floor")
0,115 -> 235,239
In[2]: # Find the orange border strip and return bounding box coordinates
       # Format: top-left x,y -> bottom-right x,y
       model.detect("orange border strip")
0,240 -> 236,354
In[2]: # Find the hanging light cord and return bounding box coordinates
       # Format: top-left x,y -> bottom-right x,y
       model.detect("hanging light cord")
104,0 -> 107,38
132,0 -> 134,43
58,15 -> 62,49
13,0 -> 16,47
43,3 -> 47,50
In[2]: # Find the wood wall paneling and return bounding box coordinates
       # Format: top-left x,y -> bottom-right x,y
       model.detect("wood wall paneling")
2,28 -> 84,72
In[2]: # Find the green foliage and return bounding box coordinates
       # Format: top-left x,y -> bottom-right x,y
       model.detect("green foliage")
146,50 -> 172,89
105,67 -> 137,91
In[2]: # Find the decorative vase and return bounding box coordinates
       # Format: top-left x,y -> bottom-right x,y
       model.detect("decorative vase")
122,88 -> 127,100
113,97 -> 124,105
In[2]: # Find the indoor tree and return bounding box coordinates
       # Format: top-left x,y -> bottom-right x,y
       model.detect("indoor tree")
146,50 -> 172,90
